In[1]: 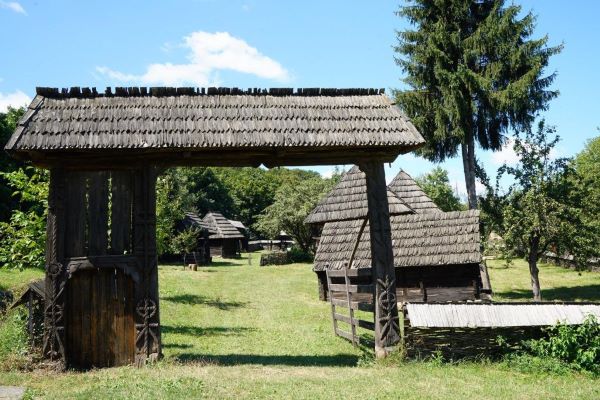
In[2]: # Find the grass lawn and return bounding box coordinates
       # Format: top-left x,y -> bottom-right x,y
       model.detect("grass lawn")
0,256 -> 599,399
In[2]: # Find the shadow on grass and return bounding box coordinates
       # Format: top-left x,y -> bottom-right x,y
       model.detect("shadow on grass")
162,294 -> 248,310
495,284 -> 600,302
175,353 -> 360,367
162,343 -> 194,349
162,325 -> 256,336
209,260 -> 243,268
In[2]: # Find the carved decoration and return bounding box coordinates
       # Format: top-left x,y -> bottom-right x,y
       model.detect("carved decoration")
135,298 -> 159,359
65,256 -> 140,283
377,276 -> 400,342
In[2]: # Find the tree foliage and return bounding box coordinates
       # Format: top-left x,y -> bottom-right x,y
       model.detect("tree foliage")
499,121 -> 579,300
395,0 -> 562,209
0,107 -> 26,221
0,168 -> 49,270
415,167 -> 465,211
255,177 -> 335,252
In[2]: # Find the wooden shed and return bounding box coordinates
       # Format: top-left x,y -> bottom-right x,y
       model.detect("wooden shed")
179,212 -> 213,265
202,212 -> 245,258
307,167 -> 490,302
4,86 -> 424,367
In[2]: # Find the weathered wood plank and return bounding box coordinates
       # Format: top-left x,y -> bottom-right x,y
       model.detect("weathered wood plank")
335,328 -> 355,342
326,268 -> 373,278
64,172 -> 87,258
110,171 -> 132,255
88,171 -> 109,256
328,283 -> 373,294
330,297 -> 374,312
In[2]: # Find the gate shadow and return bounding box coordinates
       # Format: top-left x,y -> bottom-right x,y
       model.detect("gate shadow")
162,294 -> 248,310
174,353 -> 360,367
162,325 -> 255,336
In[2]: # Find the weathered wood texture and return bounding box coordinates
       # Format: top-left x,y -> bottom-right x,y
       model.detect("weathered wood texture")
66,269 -> 135,368
360,161 -> 400,357
132,166 -> 161,366
88,172 -> 109,255
110,171 -> 133,255
43,169 -> 67,365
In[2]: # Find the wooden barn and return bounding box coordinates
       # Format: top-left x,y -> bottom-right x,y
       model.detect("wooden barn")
307,167 -> 490,302
4,86 -> 425,367
202,212 -> 245,258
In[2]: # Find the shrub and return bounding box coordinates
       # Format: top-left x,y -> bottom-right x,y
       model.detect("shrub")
522,315 -> 600,374
0,308 -> 31,370
287,246 -> 313,263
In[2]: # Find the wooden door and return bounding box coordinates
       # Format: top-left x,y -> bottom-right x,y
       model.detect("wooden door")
66,268 -> 135,368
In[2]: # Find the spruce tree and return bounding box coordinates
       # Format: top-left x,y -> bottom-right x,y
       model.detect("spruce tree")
395,0 -> 562,209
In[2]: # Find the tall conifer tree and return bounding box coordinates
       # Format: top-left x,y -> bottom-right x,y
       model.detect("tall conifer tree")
395,0 -> 561,209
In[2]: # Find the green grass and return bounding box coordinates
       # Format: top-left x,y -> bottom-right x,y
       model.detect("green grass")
0,256 -> 599,399
487,258 -> 600,302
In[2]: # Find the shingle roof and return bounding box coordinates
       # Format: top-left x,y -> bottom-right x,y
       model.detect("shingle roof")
5,87 -> 424,157
202,212 -> 245,240
387,170 -> 440,213
313,210 -> 481,271
304,166 -> 413,224
181,212 -> 216,234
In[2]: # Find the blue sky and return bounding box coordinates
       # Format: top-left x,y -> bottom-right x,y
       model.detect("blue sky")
1,1 -> 598,197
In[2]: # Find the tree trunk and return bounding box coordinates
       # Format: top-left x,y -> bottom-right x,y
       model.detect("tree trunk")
528,237 -> 542,301
461,133 -> 478,210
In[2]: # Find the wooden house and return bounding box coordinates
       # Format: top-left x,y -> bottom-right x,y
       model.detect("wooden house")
228,219 -> 249,251
4,86 -> 425,367
202,212 -> 246,258
307,167 -> 490,302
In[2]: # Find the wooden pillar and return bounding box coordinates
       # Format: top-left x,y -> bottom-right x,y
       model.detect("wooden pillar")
43,168 -> 68,366
132,166 -> 161,366
359,161 -> 400,358
88,171 -> 109,256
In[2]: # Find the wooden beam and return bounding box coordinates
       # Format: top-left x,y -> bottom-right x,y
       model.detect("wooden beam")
88,171 -> 109,255
43,168 -> 68,367
111,171 -> 132,254
132,166 -> 161,366
359,161 -> 400,358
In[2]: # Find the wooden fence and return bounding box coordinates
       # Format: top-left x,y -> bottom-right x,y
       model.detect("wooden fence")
325,268 -> 375,346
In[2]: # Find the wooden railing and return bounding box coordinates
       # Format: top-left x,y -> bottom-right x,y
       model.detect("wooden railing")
325,268 -> 375,346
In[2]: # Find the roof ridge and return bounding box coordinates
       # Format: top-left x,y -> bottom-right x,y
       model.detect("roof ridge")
35,86 -> 387,99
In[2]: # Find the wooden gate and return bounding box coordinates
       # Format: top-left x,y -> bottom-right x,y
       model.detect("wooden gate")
326,268 -> 375,346
66,268 -> 136,368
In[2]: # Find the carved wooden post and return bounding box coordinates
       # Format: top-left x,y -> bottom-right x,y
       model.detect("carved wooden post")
43,168 -> 67,367
132,166 -> 161,366
359,161 -> 400,358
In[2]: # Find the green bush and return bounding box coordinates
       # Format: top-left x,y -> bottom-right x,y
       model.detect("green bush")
522,315 -> 600,374
287,246 -> 313,263
0,308 -> 30,370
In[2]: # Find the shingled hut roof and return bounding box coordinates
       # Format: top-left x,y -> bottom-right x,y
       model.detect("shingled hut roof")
304,166 -> 413,224
387,170 -> 440,213
202,212 -> 245,240
5,87 -> 424,167
181,212 -> 216,234
313,210 -> 481,271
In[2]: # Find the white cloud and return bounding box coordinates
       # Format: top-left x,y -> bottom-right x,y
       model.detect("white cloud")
491,137 -> 560,166
491,138 -> 520,166
97,31 -> 290,86
0,1 -> 26,15
0,90 -> 31,112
